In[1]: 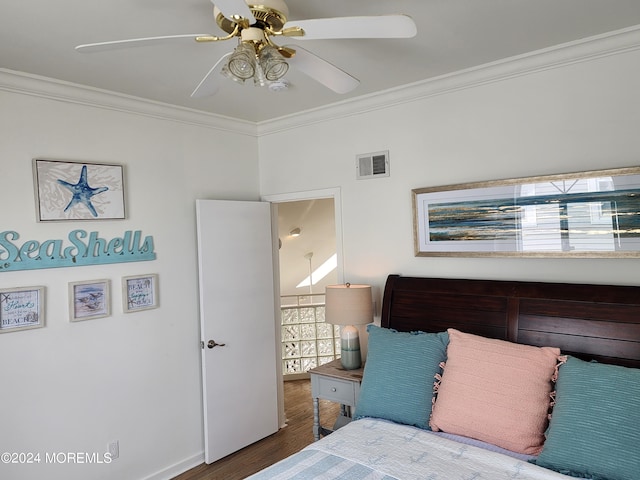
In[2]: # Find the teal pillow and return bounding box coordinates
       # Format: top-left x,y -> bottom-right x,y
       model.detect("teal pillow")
353,325 -> 448,429
534,357 -> 640,480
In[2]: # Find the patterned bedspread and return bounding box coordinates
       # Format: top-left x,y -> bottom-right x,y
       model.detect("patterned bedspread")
247,418 -> 572,480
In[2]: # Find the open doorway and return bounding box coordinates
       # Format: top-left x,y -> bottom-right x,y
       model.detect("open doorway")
277,198 -> 339,380
262,188 -> 344,425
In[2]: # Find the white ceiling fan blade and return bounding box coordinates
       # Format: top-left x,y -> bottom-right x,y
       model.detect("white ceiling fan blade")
284,14 -> 417,40
286,46 -> 359,94
75,34 -> 210,53
191,52 -> 232,98
211,0 -> 256,24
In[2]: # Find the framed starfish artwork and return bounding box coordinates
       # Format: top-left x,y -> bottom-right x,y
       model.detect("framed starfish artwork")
33,159 -> 125,221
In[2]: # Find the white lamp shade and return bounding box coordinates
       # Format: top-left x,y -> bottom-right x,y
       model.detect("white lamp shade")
325,284 -> 373,326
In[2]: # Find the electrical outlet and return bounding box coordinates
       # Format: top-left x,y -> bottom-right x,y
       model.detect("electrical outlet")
108,440 -> 119,460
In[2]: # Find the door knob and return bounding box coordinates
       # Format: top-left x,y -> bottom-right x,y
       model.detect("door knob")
207,339 -> 226,348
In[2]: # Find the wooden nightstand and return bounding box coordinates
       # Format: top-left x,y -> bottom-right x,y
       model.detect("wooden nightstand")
309,358 -> 364,441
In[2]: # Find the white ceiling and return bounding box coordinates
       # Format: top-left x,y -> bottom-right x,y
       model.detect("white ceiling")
4,1 -> 640,123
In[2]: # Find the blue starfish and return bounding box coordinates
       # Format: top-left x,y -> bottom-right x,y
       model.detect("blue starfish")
57,165 -> 109,217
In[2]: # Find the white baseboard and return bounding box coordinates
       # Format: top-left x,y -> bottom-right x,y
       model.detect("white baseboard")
141,452 -> 205,480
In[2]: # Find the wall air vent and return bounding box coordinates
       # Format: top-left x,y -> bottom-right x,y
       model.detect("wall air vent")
356,150 -> 390,180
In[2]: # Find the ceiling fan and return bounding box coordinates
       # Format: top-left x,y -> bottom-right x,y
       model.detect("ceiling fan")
75,0 -> 417,97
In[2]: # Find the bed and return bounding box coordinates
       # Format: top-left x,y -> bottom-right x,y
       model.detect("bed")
249,274 -> 640,480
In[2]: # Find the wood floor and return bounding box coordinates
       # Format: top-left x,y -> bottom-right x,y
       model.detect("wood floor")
172,379 -> 339,480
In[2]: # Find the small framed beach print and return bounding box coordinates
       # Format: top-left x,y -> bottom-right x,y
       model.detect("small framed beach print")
122,274 -> 158,313
0,286 -> 45,333
69,279 -> 111,322
33,158 -> 126,221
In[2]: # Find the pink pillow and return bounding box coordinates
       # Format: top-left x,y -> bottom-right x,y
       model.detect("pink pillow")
429,329 -> 561,455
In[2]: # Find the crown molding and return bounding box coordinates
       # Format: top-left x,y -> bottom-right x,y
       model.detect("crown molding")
4,24 -> 640,138
257,24 -> 640,136
0,68 -> 257,137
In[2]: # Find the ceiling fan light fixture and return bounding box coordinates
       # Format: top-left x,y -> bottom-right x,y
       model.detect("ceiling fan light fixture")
222,41 -> 289,87
253,61 -> 268,87
221,63 -> 245,84
222,41 -> 256,82
259,45 -> 289,81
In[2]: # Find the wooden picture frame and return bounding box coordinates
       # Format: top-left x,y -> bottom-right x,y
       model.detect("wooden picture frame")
412,166 -> 640,257
69,279 -> 111,322
122,274 -> 158,313
0,286 -> 45,333
33,158 -> 125,221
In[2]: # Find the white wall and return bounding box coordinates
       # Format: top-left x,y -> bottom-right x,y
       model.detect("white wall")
2,29 -> 640,480
0,78 -> 259,480
258,44 -> 640,309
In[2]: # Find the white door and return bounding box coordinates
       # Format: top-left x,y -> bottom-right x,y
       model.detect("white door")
196,199 -> 279,464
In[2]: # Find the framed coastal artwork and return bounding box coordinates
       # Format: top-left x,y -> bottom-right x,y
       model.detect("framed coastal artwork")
33,159 -> 125,221
0,286 -> 45,333
122,274 -> 159,313
412,166 -> 640,257
69,279 -> 111,322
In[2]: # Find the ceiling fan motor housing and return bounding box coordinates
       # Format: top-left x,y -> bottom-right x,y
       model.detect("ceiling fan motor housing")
215,0 -> 289,34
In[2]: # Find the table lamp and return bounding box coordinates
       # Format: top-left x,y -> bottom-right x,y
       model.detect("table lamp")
325,283 -> 373,370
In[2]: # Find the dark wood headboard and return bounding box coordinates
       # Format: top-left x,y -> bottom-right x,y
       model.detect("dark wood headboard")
380,275 -> 640,369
